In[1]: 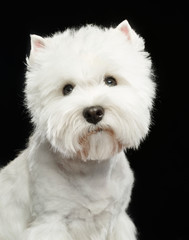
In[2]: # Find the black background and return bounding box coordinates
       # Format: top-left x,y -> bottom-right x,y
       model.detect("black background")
0,2 -> 188,240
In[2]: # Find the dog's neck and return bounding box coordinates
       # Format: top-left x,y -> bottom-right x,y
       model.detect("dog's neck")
57,154 -> 117,181
27,133 -> 119,180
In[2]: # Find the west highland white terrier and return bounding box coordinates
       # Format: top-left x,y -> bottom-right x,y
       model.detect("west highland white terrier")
0,20 -> 155,240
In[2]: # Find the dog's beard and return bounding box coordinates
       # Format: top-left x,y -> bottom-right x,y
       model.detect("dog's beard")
47,120 -> 123,161
77,127 -> 123,161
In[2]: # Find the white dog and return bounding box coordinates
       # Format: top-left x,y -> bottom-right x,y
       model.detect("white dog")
0,20 -> 155,240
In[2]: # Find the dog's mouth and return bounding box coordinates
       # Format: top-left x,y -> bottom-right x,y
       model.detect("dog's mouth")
79,126 -> 113,143
77,126 -> 123,161
87,126 -> 104,135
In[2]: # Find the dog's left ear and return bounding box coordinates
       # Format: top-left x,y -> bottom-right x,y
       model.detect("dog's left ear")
116,20 -> 145,51
27,35 -> 46,66
116,20 -> 132,41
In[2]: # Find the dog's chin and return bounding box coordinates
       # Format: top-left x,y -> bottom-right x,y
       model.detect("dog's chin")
77,127 -> 123,161
48,126 -> 124,162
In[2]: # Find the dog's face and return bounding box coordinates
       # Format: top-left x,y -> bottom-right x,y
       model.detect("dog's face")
25,21 -> 155,161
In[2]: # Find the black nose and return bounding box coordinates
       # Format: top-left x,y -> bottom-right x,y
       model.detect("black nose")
83,106 -> 104,124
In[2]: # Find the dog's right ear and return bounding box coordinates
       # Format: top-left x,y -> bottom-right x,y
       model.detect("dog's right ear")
27,35 -> 46,66
30,35 -> 45,52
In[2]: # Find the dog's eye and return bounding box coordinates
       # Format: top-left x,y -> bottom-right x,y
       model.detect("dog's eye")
104,76 -> 117,87
63,84 -> 74,96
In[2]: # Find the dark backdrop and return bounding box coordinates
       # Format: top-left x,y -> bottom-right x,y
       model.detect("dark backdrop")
0,2 -> 188,240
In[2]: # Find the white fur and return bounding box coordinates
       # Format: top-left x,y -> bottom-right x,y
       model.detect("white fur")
0,20 -> 155,239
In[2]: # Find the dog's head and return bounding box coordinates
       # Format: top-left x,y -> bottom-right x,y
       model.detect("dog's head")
25,20 -> 155,161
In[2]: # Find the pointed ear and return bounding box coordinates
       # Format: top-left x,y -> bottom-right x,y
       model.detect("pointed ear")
116,20 -> 132,41
27,35 -> 46,66
116,20 -> 145,50
30,34 -> 45,52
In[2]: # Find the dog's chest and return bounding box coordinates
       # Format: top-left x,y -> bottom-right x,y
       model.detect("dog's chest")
67,173 -> 122,217
46,162 -> 122,219
31,156 -> 129,220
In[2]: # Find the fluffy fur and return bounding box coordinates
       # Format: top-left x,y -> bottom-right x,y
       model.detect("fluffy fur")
0,20 -> 155,239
